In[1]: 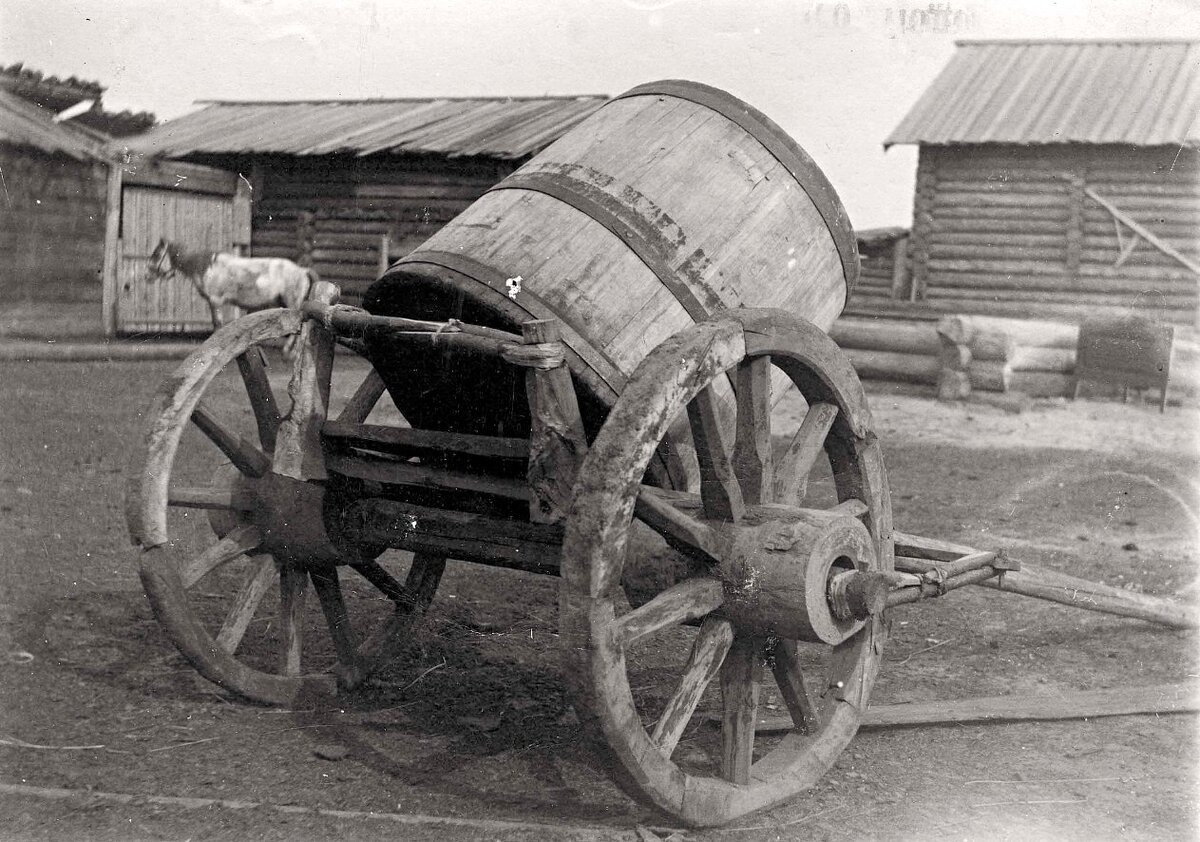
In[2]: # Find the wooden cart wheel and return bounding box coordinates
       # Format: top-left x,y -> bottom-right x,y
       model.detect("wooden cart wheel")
560,308 -> 893,827
127,305 -> 444,706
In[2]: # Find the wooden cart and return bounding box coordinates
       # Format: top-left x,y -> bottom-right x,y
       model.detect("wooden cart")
126,81 -> 1194,827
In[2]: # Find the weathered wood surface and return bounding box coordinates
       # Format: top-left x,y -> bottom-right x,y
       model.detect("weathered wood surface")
758,683 -> 1199,732
895,531 -> 1198,629
370,81 -> 856,431
559,311 -> 891,827
830,319 -> 940,356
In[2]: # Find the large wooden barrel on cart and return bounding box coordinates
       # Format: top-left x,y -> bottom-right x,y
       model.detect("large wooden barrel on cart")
363,80 -> 859,438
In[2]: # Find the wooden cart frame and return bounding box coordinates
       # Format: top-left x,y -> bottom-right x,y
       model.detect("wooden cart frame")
127,282 -> 1195,827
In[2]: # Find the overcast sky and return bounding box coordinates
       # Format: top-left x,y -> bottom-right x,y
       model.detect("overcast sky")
3,0 -> 1197,227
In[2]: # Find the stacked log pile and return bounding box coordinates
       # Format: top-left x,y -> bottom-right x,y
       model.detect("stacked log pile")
936,315 -> 1079,399
830,315 -> 1084,399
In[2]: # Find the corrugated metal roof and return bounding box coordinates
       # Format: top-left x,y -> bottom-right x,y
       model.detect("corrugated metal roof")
122,96 -> 607,160
0,88 -> 110,160
886,39 -> 1200,147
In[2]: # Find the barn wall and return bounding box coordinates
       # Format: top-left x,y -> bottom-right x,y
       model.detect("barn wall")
848,229 -> 910,309
188,153 -> 517,303
909,144 -> 1200,324
0,145 -> 107,302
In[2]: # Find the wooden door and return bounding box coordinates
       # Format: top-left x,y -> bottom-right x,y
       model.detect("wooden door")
104,159 -> 250,335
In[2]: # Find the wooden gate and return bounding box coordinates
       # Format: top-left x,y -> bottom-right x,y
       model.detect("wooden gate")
102,159 -> 250,335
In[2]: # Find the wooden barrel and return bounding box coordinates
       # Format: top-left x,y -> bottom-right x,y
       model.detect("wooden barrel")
363,80 -> 858,439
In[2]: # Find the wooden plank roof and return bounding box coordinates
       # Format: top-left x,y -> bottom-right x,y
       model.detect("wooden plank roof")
121,96 -> 607,160
886,39 -> 1200,148
0,88 -> 110,160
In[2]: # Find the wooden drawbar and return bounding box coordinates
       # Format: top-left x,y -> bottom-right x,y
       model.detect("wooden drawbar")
362,79 -> 859,438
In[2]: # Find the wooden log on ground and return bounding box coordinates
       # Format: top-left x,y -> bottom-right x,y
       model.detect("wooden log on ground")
936,315 -> 1016,361
1008,345 -> 1076,373
844,348 -> 940,385
968,360 -> 1009,392
1006,370 -> 1074,397
945,315 -> 1079,350
829,319 -> 941,355
758,682 -> 1199,732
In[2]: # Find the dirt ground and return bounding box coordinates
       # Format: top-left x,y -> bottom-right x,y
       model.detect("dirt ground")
1,354 -> 1197,842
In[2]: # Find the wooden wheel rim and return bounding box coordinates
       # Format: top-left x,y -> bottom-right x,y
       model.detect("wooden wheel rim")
127,310 -> 319,704
128,308 -> 438,706
560,308 -> 893,826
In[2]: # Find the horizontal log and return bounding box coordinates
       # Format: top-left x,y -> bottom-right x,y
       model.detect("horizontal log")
829,319 -> 941,355
932,192 -> 1068,209
926,287 -> 1197,308
1008,345 -> 1075,373
310,248 -> 380,265
940,315 -> 1078,349
927,258 -> 1067,276
930,205 -> 1069,222
926,299 -> 1198,325
929,244 -> 1067,262
936,180 -> 1067,195
322,420 -> 530,460
845,348 -> 939,384
125,160 -> 238,194
1082,194 -> 1200,211
924,270 -> 1198,296
1078,263 -> 1200,282
968,360 -> 1008,392
311,263 -> 381,281
326,452 -> 529,501
341,499 -> 561,575
1006,370 -> 1074,397
928,232 -> 1066,247
928,219 -> 1067,237
355,183 -> 489,201
935,315 -> 1016,360
312,232 -> 392,248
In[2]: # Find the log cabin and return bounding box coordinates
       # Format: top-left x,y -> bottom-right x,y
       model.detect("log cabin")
886,39 -> 1200,325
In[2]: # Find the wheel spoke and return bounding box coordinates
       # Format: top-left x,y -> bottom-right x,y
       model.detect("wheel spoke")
308,565 -> 360,674
167,485 -> 254,512
278,563 -> 309,676
236,349 -> 281,452
180,524 -> 262,588
634,486 -> 723,563
614,577 -> 724,648
720,634 -> 763,785
687,386 -> 745,522
353,554 -> 446,680
774,402 -> 839,504
732,355 -> 773,506
191,401 -> 271,478
352,558 -> 409,604
337,368 -> 387,424
214,555 -> 276,654
770,639 -> 820,733
651,616 -> 734,757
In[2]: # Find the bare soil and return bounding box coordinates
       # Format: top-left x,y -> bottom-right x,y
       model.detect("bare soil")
1,358 -> 1197,841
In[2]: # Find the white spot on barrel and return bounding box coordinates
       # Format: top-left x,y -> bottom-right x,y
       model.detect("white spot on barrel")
506,276 -> 523,299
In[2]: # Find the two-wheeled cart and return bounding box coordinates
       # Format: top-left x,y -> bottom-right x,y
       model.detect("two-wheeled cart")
127,81 -> 1194,827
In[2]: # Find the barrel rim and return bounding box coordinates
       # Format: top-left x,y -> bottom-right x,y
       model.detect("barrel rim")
614,79 -> 861,297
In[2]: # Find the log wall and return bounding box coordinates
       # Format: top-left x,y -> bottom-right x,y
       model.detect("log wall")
849,227 -> 910,309
909,144 -> 1200,325
188,153 -> 518,304
0,144 -> 108,302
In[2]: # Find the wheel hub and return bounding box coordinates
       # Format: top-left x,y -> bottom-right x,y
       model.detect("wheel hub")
716,511 -> 880,644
